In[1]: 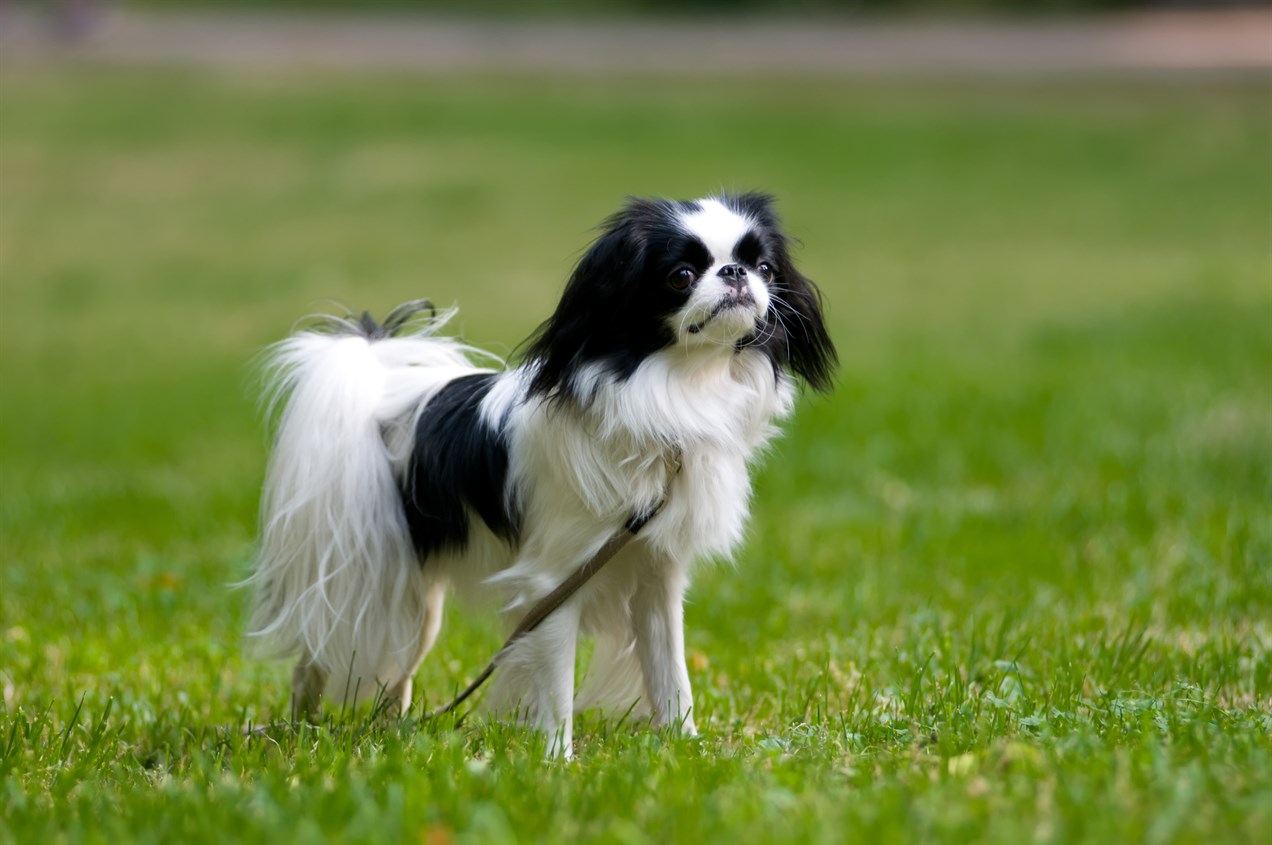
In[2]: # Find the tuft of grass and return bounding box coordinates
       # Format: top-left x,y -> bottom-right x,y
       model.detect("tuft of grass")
1,69 -> 1269,844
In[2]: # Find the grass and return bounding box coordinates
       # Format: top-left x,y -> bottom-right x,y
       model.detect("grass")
0,67 -> 1269,844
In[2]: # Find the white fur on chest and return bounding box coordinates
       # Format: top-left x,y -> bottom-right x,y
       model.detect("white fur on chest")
499,346 -> 794,571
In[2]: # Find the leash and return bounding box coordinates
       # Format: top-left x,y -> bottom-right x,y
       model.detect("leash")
422,445 -> 683,720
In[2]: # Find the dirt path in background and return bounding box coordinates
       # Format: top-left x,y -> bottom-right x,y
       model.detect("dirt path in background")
1,7 -> 1269,75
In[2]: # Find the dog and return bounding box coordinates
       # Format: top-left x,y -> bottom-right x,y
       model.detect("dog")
246,193 -> 835,756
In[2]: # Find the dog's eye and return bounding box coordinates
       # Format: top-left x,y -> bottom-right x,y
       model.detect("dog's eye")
668,268 -> 696,290
757,262 -> 774,277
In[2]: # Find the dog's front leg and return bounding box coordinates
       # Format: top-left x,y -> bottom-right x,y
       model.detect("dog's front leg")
632,559 -> 697,735
490,599 -> 581,759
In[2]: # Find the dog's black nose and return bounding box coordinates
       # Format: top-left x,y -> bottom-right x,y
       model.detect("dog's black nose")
717,264 -> 751,299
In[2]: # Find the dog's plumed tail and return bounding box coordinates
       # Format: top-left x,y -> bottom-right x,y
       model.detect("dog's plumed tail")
246,305 -> 483,702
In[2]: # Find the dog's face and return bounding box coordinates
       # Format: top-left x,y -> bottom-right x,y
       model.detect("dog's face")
651,198 -> 774,348
526,193 -> 836,399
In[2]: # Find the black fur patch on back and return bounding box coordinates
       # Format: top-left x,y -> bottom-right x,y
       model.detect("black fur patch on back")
400,373 -> 518,563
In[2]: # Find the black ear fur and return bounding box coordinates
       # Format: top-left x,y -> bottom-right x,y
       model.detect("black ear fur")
766,260 -> 838,393
522,199 -> 673,401
724,193 -> 838,393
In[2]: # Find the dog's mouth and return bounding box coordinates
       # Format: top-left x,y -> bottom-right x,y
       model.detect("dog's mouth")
687,295 -> 757,334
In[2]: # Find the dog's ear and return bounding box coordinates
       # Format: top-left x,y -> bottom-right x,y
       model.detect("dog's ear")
726,194 -> 837,392
767,252 -> 837,392
523,204 -> 648,401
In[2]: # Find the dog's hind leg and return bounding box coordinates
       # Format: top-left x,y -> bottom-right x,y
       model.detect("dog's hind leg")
387,582 -> 447,716
291,656 -> 326,723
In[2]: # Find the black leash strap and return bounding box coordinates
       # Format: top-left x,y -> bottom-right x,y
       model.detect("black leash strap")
424,445 -> 683,719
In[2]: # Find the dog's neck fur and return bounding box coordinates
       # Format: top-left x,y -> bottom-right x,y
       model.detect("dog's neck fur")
494,345 -> 793,572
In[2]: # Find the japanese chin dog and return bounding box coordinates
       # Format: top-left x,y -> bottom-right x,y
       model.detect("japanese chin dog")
247,193 -> 835,756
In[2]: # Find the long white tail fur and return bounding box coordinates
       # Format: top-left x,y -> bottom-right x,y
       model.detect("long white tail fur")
246,314 -> 486,700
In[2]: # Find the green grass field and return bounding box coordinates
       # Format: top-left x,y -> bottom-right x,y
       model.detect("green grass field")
1,68 -> 1269,844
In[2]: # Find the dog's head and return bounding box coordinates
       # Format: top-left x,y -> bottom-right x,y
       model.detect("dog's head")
525,193 -> 836,401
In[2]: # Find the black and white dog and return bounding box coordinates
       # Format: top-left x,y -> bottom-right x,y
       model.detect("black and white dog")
247,193 -> 835,756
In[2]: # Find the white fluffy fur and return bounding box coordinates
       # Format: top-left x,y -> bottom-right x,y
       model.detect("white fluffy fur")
247,313 -> 490,702
247,200 -> 799,756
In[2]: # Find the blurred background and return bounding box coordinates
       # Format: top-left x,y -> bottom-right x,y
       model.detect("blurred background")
0,0 -> 1269,756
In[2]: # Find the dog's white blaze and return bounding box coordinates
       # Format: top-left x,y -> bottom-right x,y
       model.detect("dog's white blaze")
678,198 -> 753,260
